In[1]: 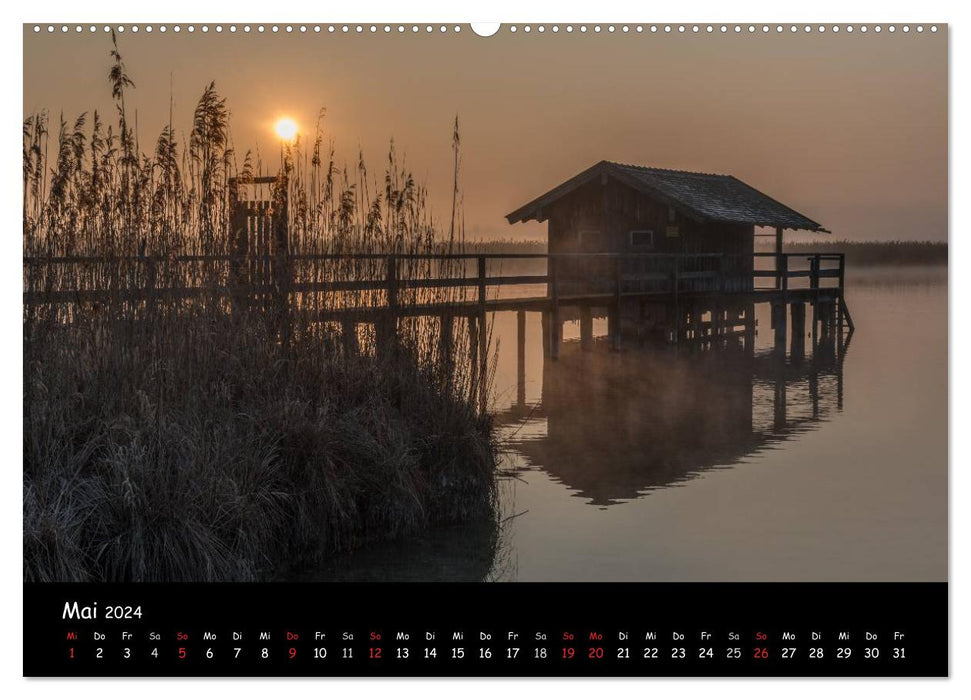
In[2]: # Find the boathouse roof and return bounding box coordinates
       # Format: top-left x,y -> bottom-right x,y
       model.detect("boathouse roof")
506,160 -> 827,232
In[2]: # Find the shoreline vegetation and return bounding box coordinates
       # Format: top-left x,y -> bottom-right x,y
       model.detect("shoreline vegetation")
24,36 -> 498,582
468,238 -> 948,267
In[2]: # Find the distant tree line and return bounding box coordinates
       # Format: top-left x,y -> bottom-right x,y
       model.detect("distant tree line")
463,238 -> 947,267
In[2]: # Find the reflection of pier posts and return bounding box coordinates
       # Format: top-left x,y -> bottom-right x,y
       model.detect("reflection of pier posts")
774,368 -> 787,431
837,345 -> 844,412
809,361 -> 819,418
517,310 -> 526,407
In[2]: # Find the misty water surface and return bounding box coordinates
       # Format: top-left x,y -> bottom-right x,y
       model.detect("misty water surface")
307,266 -> 947,582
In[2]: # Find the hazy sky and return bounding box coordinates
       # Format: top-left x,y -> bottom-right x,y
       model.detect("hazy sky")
23,26 -> 947,242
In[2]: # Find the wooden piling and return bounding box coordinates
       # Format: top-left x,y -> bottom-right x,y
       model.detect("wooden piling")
772,302 -> 787,352
579,306 -> 593,351
541,311 -> 551,358
610,256 -> 622,351
671,258 -> 681,347
517,310 -> 526,407
811,301 -> 819,352
550,256 -> 561,360
790,302 -> 806,361
774,373 -> 787,431
744,303 -> 756,355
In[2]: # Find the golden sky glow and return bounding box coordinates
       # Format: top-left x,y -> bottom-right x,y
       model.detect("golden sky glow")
23,28 -> 947,242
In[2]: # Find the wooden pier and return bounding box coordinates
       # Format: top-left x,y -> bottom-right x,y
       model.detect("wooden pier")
24,249 -> 853,413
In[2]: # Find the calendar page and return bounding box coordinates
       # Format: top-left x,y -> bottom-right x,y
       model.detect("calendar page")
21,19 -> 948,678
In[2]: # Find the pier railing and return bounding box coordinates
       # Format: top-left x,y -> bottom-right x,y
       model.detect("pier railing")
23,251 -> 845,313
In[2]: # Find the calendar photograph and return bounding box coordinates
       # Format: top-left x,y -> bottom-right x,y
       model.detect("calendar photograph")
21,21 -> 948,677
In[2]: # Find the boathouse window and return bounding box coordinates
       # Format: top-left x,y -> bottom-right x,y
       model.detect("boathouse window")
630,229 -> 655,249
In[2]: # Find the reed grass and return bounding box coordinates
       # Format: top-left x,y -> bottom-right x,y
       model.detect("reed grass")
23,34 -> 498,582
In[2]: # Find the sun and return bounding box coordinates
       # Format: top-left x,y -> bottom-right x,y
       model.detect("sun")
274,117 -> 298,141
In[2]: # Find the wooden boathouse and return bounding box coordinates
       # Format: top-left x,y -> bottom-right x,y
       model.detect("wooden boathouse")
506,160 -> 853,357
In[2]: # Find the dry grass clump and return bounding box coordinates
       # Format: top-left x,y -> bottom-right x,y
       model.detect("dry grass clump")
24,34 -> 498,582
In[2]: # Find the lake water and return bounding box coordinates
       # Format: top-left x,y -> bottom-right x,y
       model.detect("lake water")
307,266 -> 947,582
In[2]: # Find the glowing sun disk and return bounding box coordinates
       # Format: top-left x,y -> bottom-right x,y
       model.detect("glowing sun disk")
275,118 -> 298,141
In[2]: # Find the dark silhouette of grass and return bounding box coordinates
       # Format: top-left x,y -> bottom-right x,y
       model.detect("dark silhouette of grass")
23,33 -> 498,583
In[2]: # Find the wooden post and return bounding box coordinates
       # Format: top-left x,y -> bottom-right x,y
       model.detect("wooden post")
820,300 -> 833,340
774,372 -> 787,432
773,302 -> 787,353
672,256 -> 681,346
790,302 -> 806,361
809,254 -> 820,354
541,311 -> 551,358
744,303 -> 756,355
516,310 -> 526,407
774,226 -> 784,290
609,255 -> 622,351
811,301 -> 819,352
836,253 -> 846,339
579,306 -> 593,351
550,255 -> 561,360
477,255 -> 487,309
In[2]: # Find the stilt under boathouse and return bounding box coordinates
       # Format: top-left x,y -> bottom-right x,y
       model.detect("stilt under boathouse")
505,160 -> 854,358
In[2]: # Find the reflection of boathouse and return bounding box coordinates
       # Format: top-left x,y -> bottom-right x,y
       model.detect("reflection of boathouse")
498,342 -> 845,506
